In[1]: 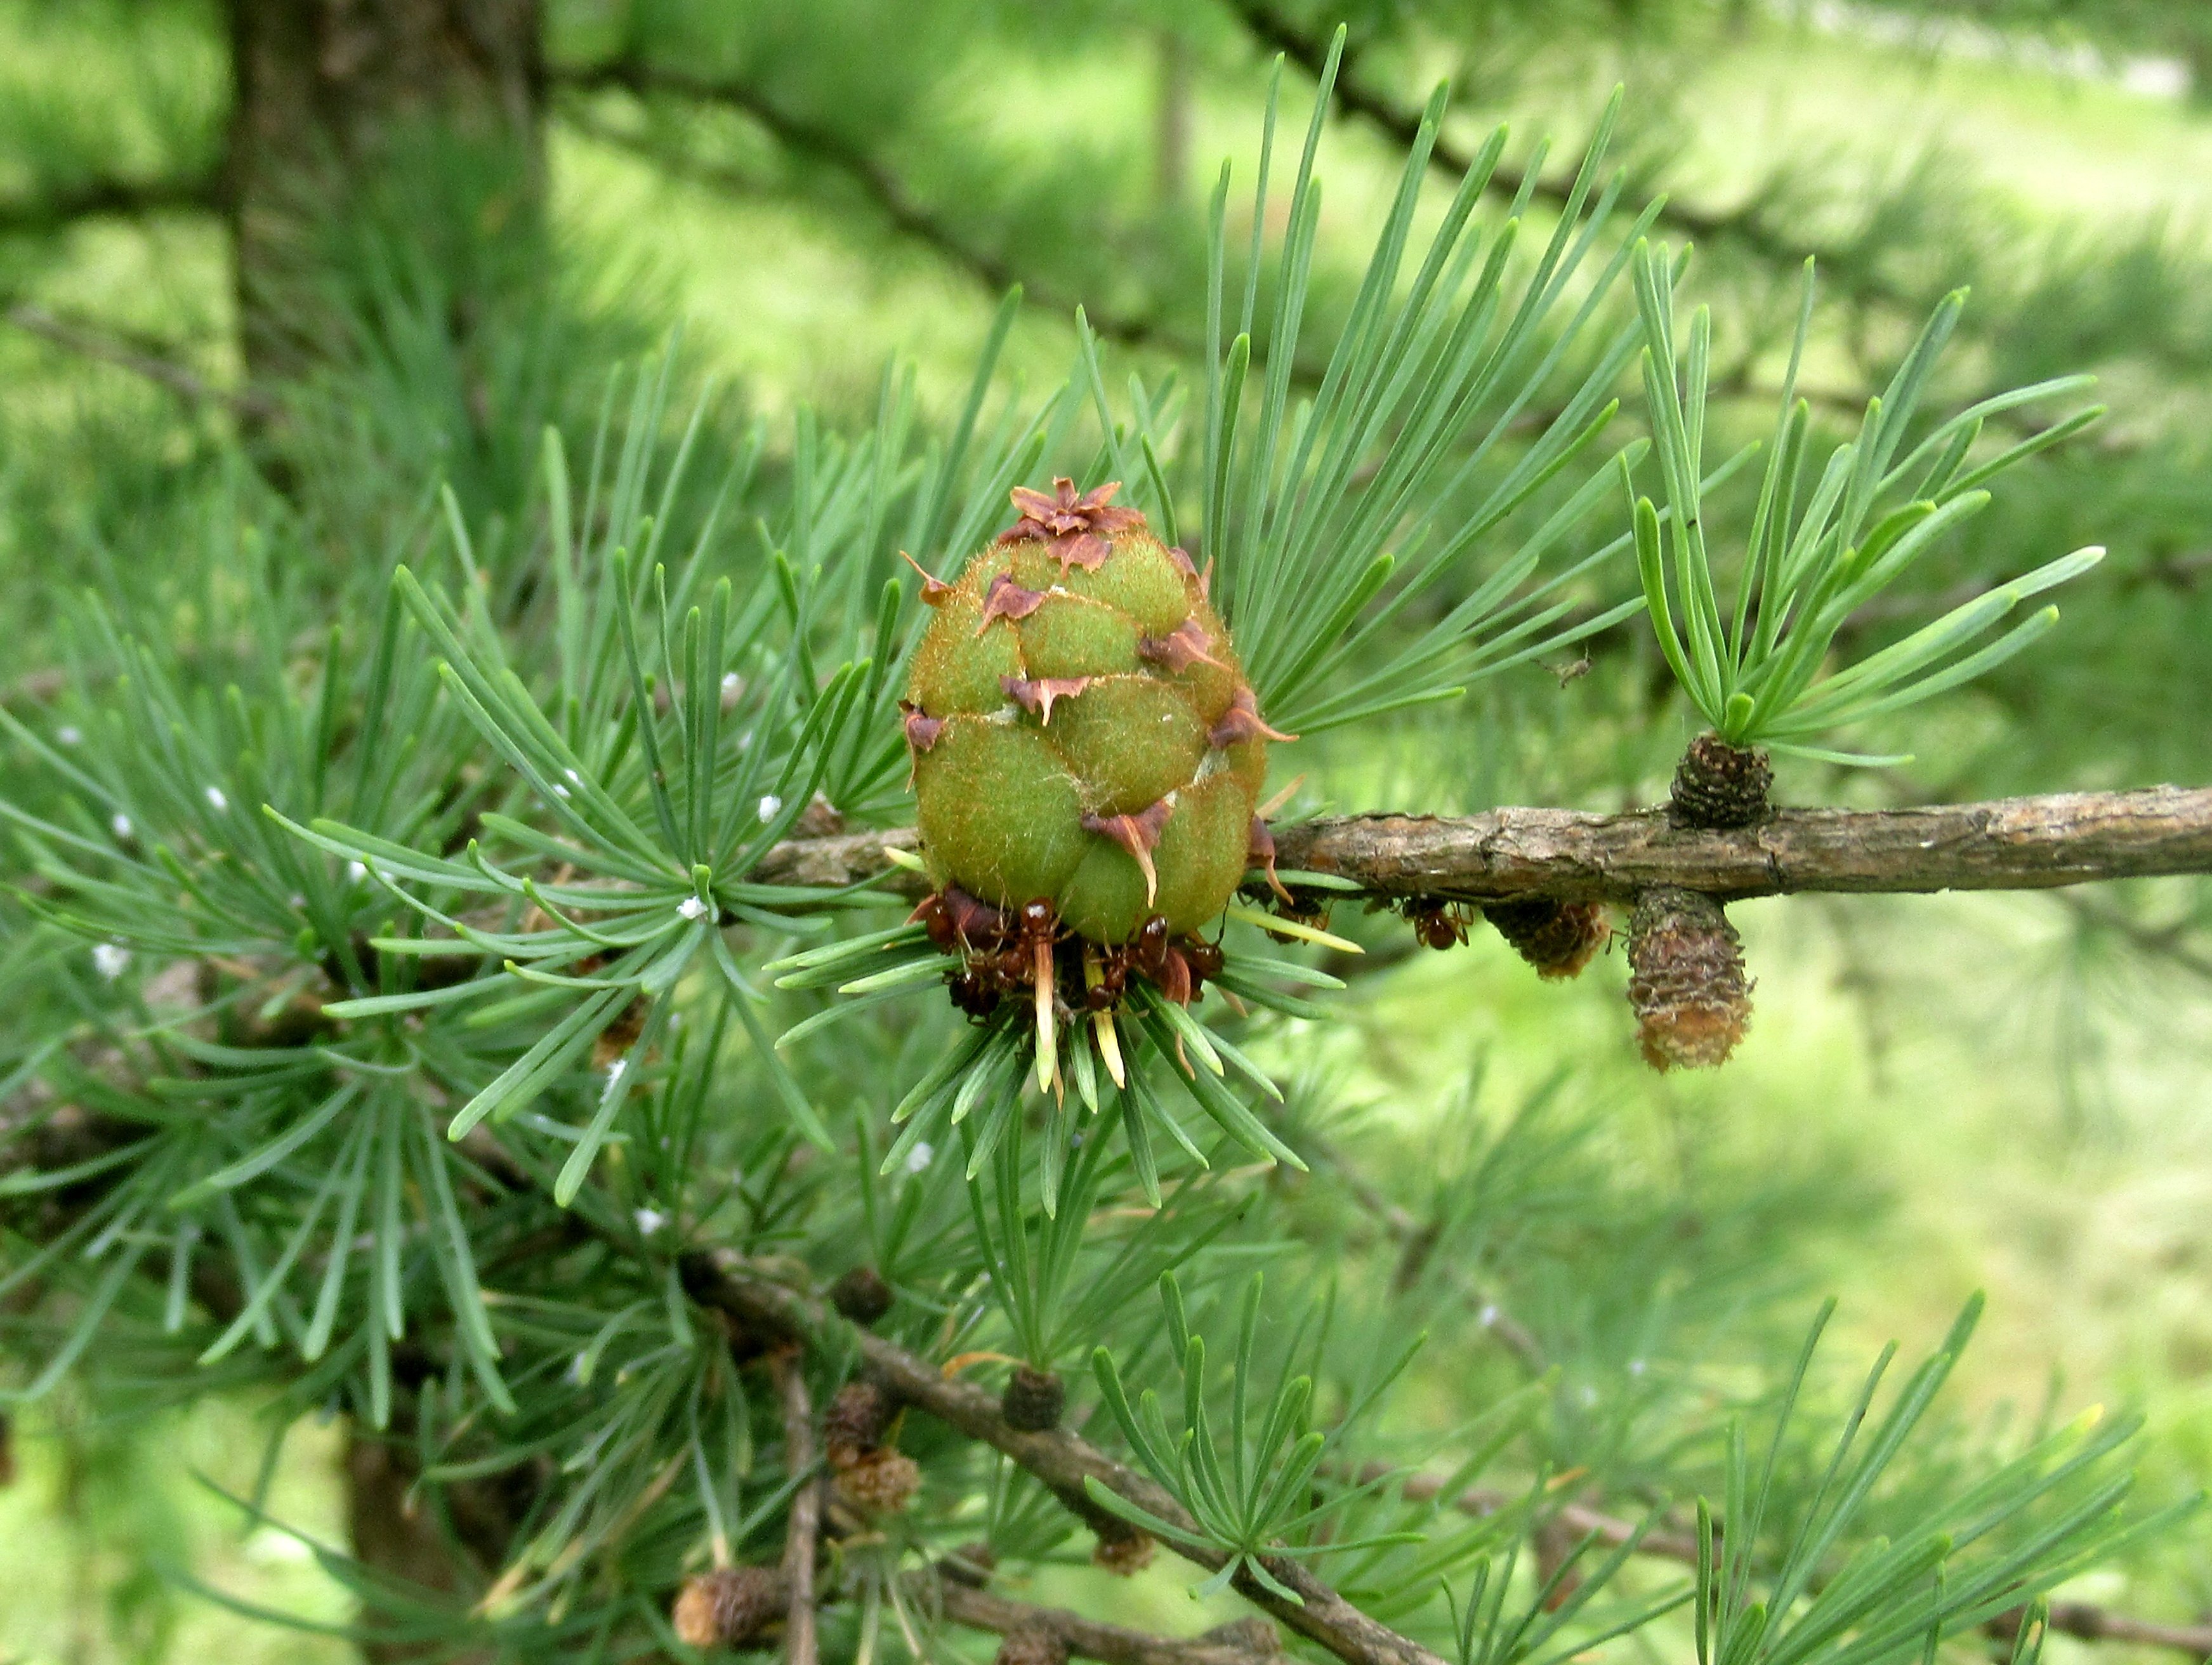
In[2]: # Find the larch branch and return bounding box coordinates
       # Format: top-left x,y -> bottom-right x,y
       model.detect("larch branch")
749,787 -> 2212,907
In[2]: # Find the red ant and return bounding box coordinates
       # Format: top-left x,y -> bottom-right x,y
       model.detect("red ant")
1400,898 -> 1471,951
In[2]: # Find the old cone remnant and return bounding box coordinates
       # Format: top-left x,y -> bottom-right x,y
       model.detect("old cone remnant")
671,1566 -> 784,1650
1484,899 -> 1611,980
905,479 -> 1286,1072
1626,886 -> 1753,1070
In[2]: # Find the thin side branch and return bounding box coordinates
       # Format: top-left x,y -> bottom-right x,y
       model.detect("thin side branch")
773,1350 -> 822,1665
4,303 -> 273,420
682,1251 -> 1449,1665
751,787 -> 2212,906
930,1577 -> 1284,1665
0,173 -> 219,239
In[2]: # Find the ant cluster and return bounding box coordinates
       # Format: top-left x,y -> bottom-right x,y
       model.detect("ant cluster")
910,886 -> 1225,1022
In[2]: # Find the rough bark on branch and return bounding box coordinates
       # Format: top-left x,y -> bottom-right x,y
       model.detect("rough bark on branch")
681,1251 -> 1450,1665
749,787 -> 2212,906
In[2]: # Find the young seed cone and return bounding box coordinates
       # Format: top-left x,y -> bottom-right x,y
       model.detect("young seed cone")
829,1265 -> 895,1327
1669,732 -> 1773,828
1626,886 -> 1752,1070
907,482 -> 1280,946
1000,1364 -> 1066,1431
671,1566 -> 784,1650
1484,899 -> 1610,980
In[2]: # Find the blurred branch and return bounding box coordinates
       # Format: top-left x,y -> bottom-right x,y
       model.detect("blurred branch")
2057,890 -> 2212,984
553,64 -> 1176,354
752,786 -> 2212,905
3,303 -> 273,421
1296,1133 -> 1546,1371
1387,1468 -> 2212,1655
1223,1 -> 1916,312
0,172 -> 220,239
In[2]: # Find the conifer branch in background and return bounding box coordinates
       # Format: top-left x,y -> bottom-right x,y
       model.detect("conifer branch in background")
2,303 -> 272,421
552,70 -> 1178,359
0,171 -> 220,239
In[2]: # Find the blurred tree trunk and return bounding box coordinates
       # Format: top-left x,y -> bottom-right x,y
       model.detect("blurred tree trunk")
225,0 -> 546,390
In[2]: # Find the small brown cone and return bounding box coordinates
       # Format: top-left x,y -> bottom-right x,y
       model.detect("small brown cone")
823,1379 -> 895,1463
1484,900 -> 1609,980
829,1266 -> 895,1326
1001,1365 -> 1066,1432
1669,732 -> 1773,828
996,1626 -> 1071,1665
1091,1520 -> 1157,1576
833,1447 -> 923,1515
671,1566 -> 784,1650
1626,887 -> 1751,1070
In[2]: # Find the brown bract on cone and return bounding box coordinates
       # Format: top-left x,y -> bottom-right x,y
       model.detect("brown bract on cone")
1484,899 -> 1611,980
1000,1364 -> 1065,1431
1670,732 -> 1774,828
996,1624 -> 1072,1665
671,1565 -> 785,1650
834,1446 -> 923,1515
1626,886 -> 1753,1070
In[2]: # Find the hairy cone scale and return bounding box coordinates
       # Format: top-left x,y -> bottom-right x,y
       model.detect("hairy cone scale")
905,482 -> 1278,947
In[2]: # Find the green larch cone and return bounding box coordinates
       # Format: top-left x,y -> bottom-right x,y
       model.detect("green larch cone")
906,479 -> 1282,945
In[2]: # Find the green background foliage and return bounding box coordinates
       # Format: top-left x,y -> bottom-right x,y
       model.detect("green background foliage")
4,1 -> 2212,1661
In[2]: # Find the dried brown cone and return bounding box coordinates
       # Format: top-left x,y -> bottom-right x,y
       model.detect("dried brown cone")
1000,1364 -> 1066,1431
996,1625 -> 1072,1665
1669,732 -> 1774,828
1483,899 -> 1610,980
1626,886 -> 1752,1071
671,1565 -> 785,1650
833,1447 -> 923,1515
829,1265 -> 895,1327
1091,1520 -> 1157,1576
822,1379 -> 895,1463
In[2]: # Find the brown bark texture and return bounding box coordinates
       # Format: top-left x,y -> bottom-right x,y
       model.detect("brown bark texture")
751,787 -> 2212,905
